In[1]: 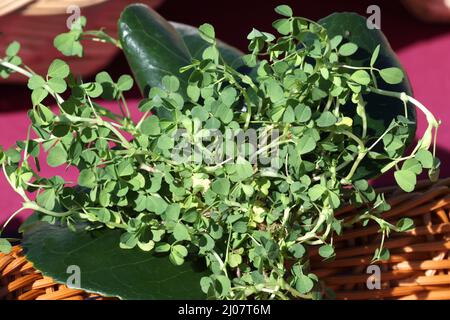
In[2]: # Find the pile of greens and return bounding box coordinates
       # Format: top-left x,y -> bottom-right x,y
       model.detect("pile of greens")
0,4 -> 440,299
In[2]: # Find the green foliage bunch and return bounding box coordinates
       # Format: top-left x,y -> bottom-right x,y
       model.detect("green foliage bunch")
0,5 -> 441,299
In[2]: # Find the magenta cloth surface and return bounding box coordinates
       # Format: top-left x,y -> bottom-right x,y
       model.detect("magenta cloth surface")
1,0 -> 450,231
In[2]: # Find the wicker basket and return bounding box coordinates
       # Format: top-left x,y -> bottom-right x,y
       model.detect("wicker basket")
1,179 -> 450,300
311,178 -> 450,300
0,246 -> 115,300
0,0 -> 164,83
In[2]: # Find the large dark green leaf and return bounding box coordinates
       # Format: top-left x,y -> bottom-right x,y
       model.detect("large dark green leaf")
118,4 -> 192,97
21,220 -> 208,300
319,13 -> 416,180
171,22 -> 245,69
118,4 -> 248,100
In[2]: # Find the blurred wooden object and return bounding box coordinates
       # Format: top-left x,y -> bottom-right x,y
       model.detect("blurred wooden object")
402,0 -> 450,23
0,0 -> 164,83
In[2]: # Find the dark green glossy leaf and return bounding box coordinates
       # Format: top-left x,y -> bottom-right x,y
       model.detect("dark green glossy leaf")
22,220 -> 208,300
118,4 -> 192,97
119,4 -> 248,102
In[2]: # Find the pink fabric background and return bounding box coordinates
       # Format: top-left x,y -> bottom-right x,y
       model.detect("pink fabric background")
1,0 -> 450,234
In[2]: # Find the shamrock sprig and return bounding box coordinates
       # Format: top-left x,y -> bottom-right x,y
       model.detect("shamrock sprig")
54,16 -> 121,57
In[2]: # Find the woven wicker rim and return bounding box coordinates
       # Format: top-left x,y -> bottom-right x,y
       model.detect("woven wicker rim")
0,246 -> 115,300
310,178 -> 450,300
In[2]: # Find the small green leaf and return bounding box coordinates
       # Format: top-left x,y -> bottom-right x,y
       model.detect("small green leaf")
95,71 -> 114,84
81,82 -> 103,98
117,75 -> 134,91
295,274 -> 314,294
6,41 -> 20,57
370,45 -> 380,67
140,116 -> 160,136
379,67 -> 404,84
47,77 -> 67,94
147,195 -> 168,215
282,106 -> 295,123
220,87 -> 237,107
187,85 -> 201,102
308,184 -> 327,201
117,160 -> 134,177
162,75 -> 179,92
28,75 -> 46,90
266,80 -> 284,103
47,59 -> 70,79
0,239 -> 12,254
415,150 -> 434,169
198,23 -> 215,44
274,4 -> 293,17
273,18 -> 291,35
47,144 -> 67,167
215,104 -> 233,124
330,35 -> 343,49
429,158 -> 441,182
173,223 -> 191,241
234,158 -> 254,181
289,243 -> 306,259
402,159 -> 422,175
211,178 -> 230,195
295,104 -> 312,123
36,189 -> 56,211
78,169 -> 96,188
316,111 -> 337,127
191,106 -> 209,121
350,70 -> 371,85
394,170 -> 416,192
53,31 -> 83,57
31,88 -> 49,106
373,248 -> 390,261
297,135 -> 316,155
155,243 -> 171,253
164,204 -> 181,222
137,240 -> 155,252
171,244 -> 188,259
396,218 -> 415,232
5,148 -> 21,163
228,253 -> 242,268
318,244 -> 335,259
338,43 -> 358,56
157,135 -> 174,150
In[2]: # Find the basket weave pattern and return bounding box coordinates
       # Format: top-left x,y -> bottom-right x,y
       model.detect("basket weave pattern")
0,246 -> 111,300
311,178 -> 450,300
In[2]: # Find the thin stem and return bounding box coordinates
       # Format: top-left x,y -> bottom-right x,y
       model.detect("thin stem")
280,279 -> 314,299
136,111 -> 151,130
0,59 -> 32,77
1,207 -> 27,233
367,123 -> 399,152
341,130 -> 365,150
120,93 -> 131,119
23,202 -> 72,217
2,163 -> 30,203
